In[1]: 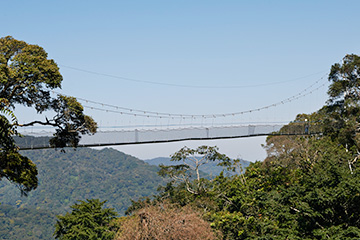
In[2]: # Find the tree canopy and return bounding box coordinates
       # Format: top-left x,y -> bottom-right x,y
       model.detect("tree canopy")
0,36 -> 97,194
54,199 -> 118,240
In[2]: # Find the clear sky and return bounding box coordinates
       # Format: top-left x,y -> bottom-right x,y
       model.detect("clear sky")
2,1 -> 360,161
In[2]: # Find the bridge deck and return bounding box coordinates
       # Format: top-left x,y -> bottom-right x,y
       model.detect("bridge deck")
16,124 -> 322,150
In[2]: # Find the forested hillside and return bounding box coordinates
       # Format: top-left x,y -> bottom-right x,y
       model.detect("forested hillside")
0,205 -> 56,240
0,147 -> 167,239
0,148 -> 165,214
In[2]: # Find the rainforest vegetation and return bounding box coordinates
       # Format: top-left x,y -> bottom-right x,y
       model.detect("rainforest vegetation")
113,54 -> 360,239
1,36 -> 360,239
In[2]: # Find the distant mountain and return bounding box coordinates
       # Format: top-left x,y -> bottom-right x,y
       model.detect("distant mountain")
1,148 -> 165,214
145,157 -> 251,177
0,147 -> 167,239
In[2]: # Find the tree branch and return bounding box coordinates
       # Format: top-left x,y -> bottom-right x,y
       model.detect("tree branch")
16,120 -> 58,128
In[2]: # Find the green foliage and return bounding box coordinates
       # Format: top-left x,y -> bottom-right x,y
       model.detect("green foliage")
321,54 -> 360,150
0,36 -> 62,109
0,36 -> 97,194
54,199 -> 118,240
49,95 -> 97,148
0,204 -> 56,240
199,136 -> 360,239
0,150 -> 38,194
0,116 -> 38,194
328,54 -> 360,103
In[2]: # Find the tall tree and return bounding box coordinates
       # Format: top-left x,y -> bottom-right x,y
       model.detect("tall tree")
158,146 -> 232,195
0,36 -> 97,194
54,199 -> 118,240
325,54 -> 360,149
328,54 -> 360,104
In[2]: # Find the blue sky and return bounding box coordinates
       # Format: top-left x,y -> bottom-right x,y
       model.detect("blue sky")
2,1 -> 360,160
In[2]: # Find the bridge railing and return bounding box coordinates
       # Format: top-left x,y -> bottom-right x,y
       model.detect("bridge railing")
15,123 -> 324,150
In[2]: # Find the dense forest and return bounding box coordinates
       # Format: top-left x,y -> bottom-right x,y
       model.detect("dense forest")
122,136 -> 360,239
0,148 -> 168,239
113,55 -> 360,239
0,205 -> 56,240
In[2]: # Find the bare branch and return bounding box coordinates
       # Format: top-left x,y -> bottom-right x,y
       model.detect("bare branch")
16,120 -> 58,128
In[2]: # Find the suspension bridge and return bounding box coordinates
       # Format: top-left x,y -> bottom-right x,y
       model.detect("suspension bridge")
16,72 -> 327,150
17,122 -> 322,150
17,113 -> 325,151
